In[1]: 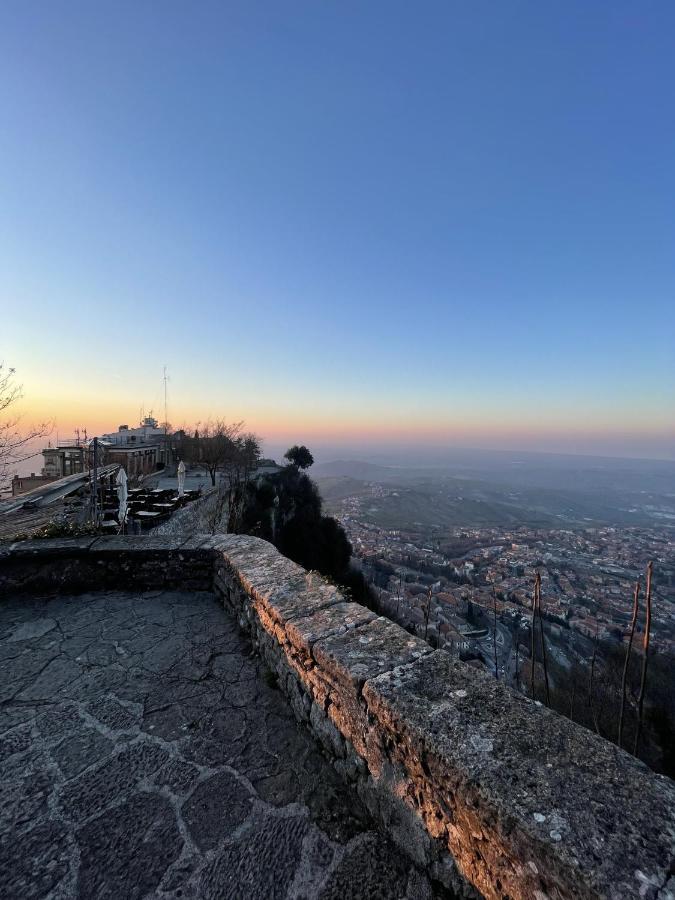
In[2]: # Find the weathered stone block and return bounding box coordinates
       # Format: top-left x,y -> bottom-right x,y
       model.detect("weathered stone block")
9,537 -> 99,557
89,535 -> 189,554
363,650 -> 675,900
285,602 -> 376,658
313,617 -> 431,693
178,534 -> 240,551
311,618 -> 431,756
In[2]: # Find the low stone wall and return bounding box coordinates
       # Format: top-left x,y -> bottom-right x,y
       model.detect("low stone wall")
0,536 -> 214,594
150,488 -> 227,536
1,535 -> 674,900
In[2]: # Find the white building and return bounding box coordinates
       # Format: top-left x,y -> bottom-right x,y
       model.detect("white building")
100,417 -> 170,476
101,416 -> 165,447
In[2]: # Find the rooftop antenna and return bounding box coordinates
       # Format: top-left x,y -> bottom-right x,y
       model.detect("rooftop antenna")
163,365 -> 170,467
163,365 -> 168,435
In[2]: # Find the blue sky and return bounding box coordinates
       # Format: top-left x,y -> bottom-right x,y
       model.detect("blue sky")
1,1 -> 673,458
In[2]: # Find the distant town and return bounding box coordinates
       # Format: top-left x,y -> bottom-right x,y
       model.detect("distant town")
327,480 -> 675,679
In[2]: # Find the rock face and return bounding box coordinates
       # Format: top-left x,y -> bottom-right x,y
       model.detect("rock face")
2,536 -> 675,900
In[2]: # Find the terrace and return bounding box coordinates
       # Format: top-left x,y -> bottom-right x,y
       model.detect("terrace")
0,587 -> 428,899
1,535 -> 673,900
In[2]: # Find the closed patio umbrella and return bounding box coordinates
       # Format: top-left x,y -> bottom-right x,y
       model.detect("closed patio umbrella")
177,459 -> 186,498
116,467 -> 128,530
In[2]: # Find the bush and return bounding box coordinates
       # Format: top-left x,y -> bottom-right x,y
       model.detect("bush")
14,519 -> 100,541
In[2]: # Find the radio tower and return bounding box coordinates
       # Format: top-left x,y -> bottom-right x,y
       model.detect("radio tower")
163,365 -> 169,467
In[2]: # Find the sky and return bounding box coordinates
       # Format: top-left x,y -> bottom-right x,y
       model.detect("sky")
1,1 -> 674,461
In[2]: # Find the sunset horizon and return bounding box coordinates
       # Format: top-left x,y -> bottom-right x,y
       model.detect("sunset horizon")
3,2 -> 673,467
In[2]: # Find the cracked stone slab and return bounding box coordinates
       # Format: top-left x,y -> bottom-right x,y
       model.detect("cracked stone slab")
59,741 -> 171,821
51,727 -> 114,779
199,813 -> 311,899
7,618 -> 57,642
0,587 -> 426,899
0,724 -> 32,761
77,793 -> 183,899
0,819 -> 71,899
318,832 -> 417,899
87,695 -> 140,732
182,770 -> 254,850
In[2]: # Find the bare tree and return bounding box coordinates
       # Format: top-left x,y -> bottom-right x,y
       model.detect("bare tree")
530,579 -> 537,700
536,574 -> 550,707
187,419 -> 243,487
529,573 -> 549,705
492,587 -> 499,680
224,433 -> 261,532
0,363 -> 51,490
589,619 -> 600,734
634,562 -> 653,756
618,579 -> 640,749
423,586 -> 432,642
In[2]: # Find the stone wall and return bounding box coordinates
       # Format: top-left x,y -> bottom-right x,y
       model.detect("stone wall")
1,535 -> 674,900
0,536 -> 214,594
150,488 -> 227,536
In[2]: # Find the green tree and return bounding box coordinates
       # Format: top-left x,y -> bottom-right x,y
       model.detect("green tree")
238,448 -> 378,610
284,445 -> 314,469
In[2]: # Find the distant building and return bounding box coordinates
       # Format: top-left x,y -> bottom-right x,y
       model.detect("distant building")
100,417 -> 170,476
105,444 -> 164,477
101,417 -> 165,447
42,442 -> 87,478
40,417 -> 171,482
11,473 -> 58,496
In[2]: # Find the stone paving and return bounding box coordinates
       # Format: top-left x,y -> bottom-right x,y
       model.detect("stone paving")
0,589 -> 440,899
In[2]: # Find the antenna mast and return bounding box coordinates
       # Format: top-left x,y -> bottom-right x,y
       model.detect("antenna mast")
163,365 -> 168,435
163,365 -> 169,467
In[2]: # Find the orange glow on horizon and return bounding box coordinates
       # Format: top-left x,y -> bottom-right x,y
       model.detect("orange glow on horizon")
16,392 -> 674,460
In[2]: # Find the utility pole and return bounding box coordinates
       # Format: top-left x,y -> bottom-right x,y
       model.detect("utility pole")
163,365 -> 169,468
91,437 -> 98,525
163,365 -> 168,434
492,587 -> 499,680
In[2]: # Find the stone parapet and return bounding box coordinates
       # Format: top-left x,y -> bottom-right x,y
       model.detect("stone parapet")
1,535 -> 673,900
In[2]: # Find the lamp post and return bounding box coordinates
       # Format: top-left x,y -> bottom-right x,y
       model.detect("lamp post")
90,437 -> 99,525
